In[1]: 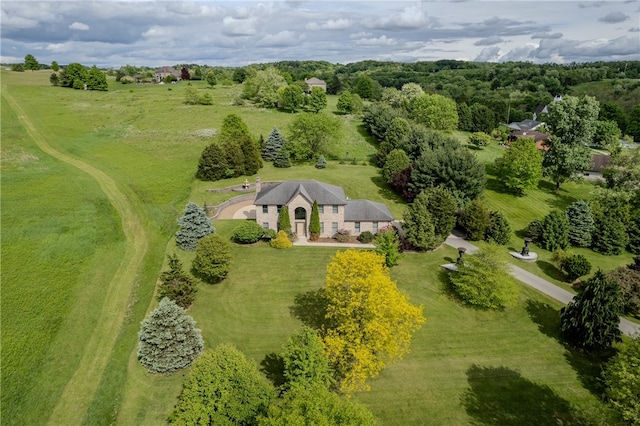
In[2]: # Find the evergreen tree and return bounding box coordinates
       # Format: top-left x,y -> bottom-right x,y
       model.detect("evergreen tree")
403,194 -> 437,250
374,227 -> 402,267
157,254 -> 197,308
262,127 -> 286,161
628,213 -> 640,255
561,254 -> 591,281
602,336 -> 640,425
309,201 -> 321,241
273,146 -> 291,168
280,327 -> 333,391
540,210 -> 570,252
240,135 -> 261,175
459,198 -> 491,241
315,155 -> 327,169
485,211 -> 512,245
420,187 -> 458,245
196,143 -> 229,181
49,72 -> 59,86
560,270 -> 623,351
191,234 -> 232,284
24,54 -> 39,71
278,206 -> 291,234
566,200 -> 595,247
176,202 -> 215,251
457,102 -> 473,132
222,138 -> 246,177
383,149 -> 410,184
137,297 -> 204,374
591,192 -> 630,255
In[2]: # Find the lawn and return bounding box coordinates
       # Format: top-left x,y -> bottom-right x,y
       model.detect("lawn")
1,70 -> 631,425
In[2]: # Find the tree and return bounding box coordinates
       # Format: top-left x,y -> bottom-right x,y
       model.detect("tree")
602,336 -> 640,425
603,148 -> 640,191
181,67 -> 190,81
542,137 -> 593,189
280,327 -> 333,391
468,132 -> 492,149
593,120 -> 621,149
262,127 -> 286,161
279,84 -> 304,113
495,138 -> 543,196
287,112 -> 341,160
137,297 -> 204,374
205,71 -> 217,88
449,245 -> 519,310
410,93 -> 459,131
627,106 -> 640,142
540,210 -> 570,252
560,270 -> 623,351
566,200 -> 594,247
59,62 -> 87,88
184,86 -> 200,105
402,194 -> 437,251
231,220 -> 265,244
561,254 -> 591,281
459,198 -> 491,241
457,102 -> 473,132
257,384 -> 376,426
170,344 -> 275,425
353,74 -> 375,99
382,149 -> 410,184
196,143 -> 229,181
470,103 -> 497,134
485,211 -> 512,245
546,95 -> 600,144
308,86 -> 327,113
239,134 -> 262,176
278,206 -> 291,234
49,72 -> 59,86
86,66 -> 108,91
607,259 -> 640,318
157,254 -> 197,308
242,66 -> 287,108
420,187 -> 458,245
24,54 -> 39,71
374,227 -> 402,268
322,250 -> 425,393
336,90 -> 356,114
315,155 -> 327,169
51,61 -> 59,72
175,202 -> 214,251
191,234 -> 231,284
591,190 -> 630,255
273,147 -> 291,168
309,201 -> 321,241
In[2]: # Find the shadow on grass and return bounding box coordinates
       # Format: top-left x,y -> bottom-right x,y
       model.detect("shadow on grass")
538,180 -> 578,210
525,299 -> 561,340
289,289 -> 330,330
537,260 -> 566,282
462,365 -> 590,426
370,175 -> 407,205
260,353 -> 286,389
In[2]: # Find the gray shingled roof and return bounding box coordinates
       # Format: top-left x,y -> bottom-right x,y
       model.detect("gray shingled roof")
254,180 -> 346,206
345,200 -> 393,221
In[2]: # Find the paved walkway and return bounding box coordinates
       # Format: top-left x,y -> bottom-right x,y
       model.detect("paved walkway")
444,234 -> 640,337
293,236 -> 375,248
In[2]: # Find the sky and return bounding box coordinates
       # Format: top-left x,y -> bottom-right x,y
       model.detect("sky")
1,0 -> 639,68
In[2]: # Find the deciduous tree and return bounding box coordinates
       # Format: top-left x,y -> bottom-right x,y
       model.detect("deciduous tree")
137,297 -> 204,374
602,336 -> 640,425
86,67 -> 108,91
170,345 -> 275,425
560,270 -> 623,351
242,66 -> 287,107
175,202 -> 215,251
468,132 -> 492,149
308,86 -> 327,113
495,138 -> 543,196
543,137 -> 593,189
279,84 -> 304,113
374,227 -> 402,268
322,250 -> 425,393
449,245 -> 519,310
287,112 -> 341,160
280,327 -> 333,391
411,93 -> 459,131
191,234 -> 231,284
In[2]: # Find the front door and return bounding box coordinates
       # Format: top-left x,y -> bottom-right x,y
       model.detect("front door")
296,221 -> 306,236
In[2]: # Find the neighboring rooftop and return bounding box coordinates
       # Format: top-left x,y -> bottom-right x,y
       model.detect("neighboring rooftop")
506,119 -> 545,131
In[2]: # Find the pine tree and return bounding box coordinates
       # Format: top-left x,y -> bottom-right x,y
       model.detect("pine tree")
485,211 -> 512,245
309,200 -> 321,241
240,134 -> 262,175
196,143 -> 229,181
157,254 -> 197,308
420,187 -> 457,245
137,297 -> 204,374
459,198 -> 491,241
262,127 -> 286,161
566,200 -> 594,247
540,210 -> 570,252
278,206 -> 291,234
315,155 -> 327,169
176,202 -> 215,251
560,270 -> 623,351
273,146 -> 291,168
403,194 -> 437,250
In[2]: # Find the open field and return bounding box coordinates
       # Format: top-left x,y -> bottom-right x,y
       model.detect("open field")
1,70 -> 632,425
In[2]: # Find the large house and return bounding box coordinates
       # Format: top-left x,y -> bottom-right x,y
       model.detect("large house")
253,180 -> 393,238
304,77 -> 327,93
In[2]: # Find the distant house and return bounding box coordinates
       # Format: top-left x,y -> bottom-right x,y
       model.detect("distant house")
508,130 -> 551,150
506,119 -> 545,132
155,66 -> 181,83
589,154 -> 611,173
533,104 -> 548,121
304,77 -> 327,93
253,180 -> 393,238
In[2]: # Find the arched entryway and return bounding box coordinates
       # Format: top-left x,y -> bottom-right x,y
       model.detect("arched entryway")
294,207 -> 307,236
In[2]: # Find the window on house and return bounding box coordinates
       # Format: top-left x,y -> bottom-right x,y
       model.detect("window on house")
318,205 -> 324,214
332,205 -> 339,214
262,222 -> 270,230
277,205 -> 282,213
355,222 -> 361,232
320,222 -> 324,234
262,205 -> 268,214
373,221 -> 378,232
332,222 -> 338,233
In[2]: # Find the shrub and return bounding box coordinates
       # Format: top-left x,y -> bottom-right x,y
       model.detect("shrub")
607,260 -> 640,318
335,229 -> 351,242
484,211 -> 512,245
562,254 -> 591,281
231,220 -> 265,244
540,210 -> 569,252
191,234 -> 232,284
374,227 -> 402,267
262,229 -> 277,240
525,219 -> 543,242
357,231 -> 374,244
270,230 -> 292,249
468,131 -> 492,149
458,198 -> 491,241
315,155 -> 327,169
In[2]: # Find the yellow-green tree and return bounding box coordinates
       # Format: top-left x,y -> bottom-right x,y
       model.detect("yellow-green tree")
322,250 -> 425,393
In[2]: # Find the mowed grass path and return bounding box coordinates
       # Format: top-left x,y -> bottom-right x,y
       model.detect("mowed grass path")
2,82 -> 149,424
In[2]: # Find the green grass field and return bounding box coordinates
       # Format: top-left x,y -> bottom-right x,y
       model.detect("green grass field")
1,70 -> 631,425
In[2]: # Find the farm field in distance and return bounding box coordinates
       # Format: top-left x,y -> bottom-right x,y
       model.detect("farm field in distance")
1,70 -> 632,425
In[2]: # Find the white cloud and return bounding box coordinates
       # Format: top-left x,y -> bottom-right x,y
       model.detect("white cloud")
222,16 -> 257,36
355,35 -> 396,46
474,36 -> 503,46
69,22 -> 90,31
475,46 -> 501,61
349,31 -> 372,39
362,5 -> 427,30
306,18 -> 351,31
257,31 -> 299,47
531,32 -> 563,39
